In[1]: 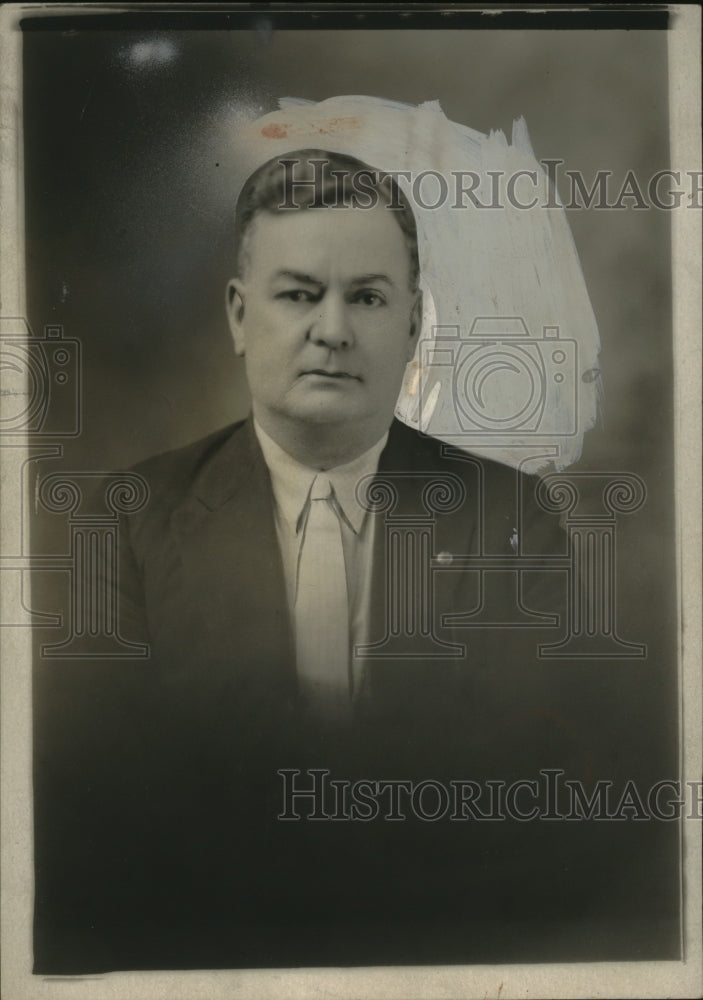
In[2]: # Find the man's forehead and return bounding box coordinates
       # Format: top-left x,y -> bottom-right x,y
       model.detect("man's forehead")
244,205 -> 412,278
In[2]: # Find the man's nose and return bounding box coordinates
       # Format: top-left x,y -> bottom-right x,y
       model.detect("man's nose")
308,294 -> 354,349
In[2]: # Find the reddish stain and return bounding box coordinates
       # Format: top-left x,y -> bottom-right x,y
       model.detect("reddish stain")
331,116 -> 360,130
261,123 -> 289,139
262,116 -> 359,140
316,116 -> 360,134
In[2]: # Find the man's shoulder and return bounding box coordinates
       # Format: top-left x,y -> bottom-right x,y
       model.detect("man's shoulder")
387,422 -> 561,550
133,419 -> 245,477
128,419 -> 251,522
386,419 -> 537,486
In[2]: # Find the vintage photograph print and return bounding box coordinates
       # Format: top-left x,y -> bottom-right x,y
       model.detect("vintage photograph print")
1,5 -> 700,999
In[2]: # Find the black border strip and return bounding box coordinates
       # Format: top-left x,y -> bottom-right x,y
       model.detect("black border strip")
19,5 -> 671,33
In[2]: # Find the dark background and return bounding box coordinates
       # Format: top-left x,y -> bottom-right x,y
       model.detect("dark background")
24,12 -> 680,967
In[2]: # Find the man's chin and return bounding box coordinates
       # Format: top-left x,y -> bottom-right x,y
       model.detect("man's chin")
278,387 -> 368,426
287,404 -> 362,427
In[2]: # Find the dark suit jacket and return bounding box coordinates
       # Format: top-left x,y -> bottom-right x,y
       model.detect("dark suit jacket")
33,419 -> 677,972
118,416 -> 567,722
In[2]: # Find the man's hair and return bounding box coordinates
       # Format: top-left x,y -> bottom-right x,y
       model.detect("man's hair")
232,149 -> 420,290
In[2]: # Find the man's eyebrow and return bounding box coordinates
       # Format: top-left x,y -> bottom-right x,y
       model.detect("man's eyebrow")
349,273 -> 395,287
271,269 -> 323,285
269,269 -> 396,288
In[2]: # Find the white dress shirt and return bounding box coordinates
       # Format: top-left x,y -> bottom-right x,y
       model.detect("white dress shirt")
254,421 -> 388,698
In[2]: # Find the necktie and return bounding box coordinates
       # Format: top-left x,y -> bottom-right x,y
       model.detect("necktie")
295,474 -> 351,721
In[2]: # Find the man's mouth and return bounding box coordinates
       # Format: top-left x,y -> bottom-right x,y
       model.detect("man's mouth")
302,369 -> 361,381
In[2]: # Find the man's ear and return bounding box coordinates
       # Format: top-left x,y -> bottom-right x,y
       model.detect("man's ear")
226,279 -> 247,356
406,289 -> 423,361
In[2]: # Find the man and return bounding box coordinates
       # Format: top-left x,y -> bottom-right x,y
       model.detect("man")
222,149 -> 425,722
117,150 -> 565,726
35,151 -> 610,974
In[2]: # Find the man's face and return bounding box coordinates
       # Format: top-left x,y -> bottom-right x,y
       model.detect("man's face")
226,204 -> 420,443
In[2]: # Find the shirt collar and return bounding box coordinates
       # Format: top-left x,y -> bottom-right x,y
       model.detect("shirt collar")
254,420 -> 388,536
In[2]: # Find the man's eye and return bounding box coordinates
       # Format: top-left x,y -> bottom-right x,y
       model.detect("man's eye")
353,290 -> 386,307
277,289 -> 317,303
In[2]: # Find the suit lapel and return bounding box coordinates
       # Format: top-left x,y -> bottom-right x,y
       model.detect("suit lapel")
167,419 -> 296,706
358,422 -> 481,714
